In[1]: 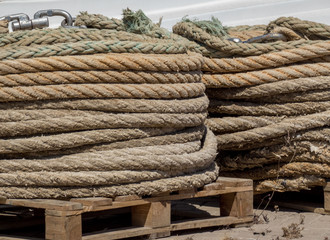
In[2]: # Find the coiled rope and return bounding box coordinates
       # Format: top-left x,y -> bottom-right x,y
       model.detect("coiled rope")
173,16 -> 330,193
0,12 -> 219,199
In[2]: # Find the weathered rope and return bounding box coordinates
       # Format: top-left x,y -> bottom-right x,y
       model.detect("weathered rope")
222,162 -> 330,180
0,11 -> 219,199
267,17 -> 330,40
209,100 -> 330,116
0,40 -> 188,60
219,141 -> 330,171
0,163 -> 218,199
255,176 -> 326,193
1,126 -> 206,160
0,129 -> 217,187
0,20 -> 8,34
0,127 -> 181,155
0,52 -> 204,75
172,21 -> 322,56
215,111 -> 330,150
202,42 -> 330,73
206,116 -> 285,134
0,95 -> 209,113
173,15 -> 330,193
0,70 -> 201,87
248,89 -> 330,103
0,83 -> 205,102
0,28 -> 156,47
0,113 -> 206,137
0,128 -> 216,175
206,76 -> 330,100
202,62 -> 330,88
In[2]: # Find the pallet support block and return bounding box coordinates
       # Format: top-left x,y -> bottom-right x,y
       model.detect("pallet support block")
324,180 -> 330,212
45,210 -> 82,240
132,201 -> 171,238
220,191 -> 253,218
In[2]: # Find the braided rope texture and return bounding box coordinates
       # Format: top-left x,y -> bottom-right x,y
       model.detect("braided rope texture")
173,16 -> 330,193
0,20 -> 218,199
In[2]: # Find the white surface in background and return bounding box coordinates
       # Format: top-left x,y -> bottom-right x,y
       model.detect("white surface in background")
0,0 -> 329,30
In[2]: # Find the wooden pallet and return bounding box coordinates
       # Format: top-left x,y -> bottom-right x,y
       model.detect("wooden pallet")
271,180 -> 330,215
0,177 -> 253,240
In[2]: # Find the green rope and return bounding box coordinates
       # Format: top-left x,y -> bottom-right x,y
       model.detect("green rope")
182,16 -> 228,37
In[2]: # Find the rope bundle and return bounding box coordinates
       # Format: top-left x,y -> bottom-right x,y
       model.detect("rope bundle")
0,14 -> 219,199
173,17 -> 330,193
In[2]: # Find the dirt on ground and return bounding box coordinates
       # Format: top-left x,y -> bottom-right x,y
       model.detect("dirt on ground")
164,208 -> 330,240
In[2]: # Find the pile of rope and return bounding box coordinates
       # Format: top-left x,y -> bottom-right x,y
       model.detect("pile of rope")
173,17 -> 330,193
0,13 -> 218,199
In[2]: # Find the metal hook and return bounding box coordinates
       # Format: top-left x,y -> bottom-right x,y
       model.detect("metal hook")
0,13 -> 49,31
61,17 -> 87,29
34,9 -> 73,26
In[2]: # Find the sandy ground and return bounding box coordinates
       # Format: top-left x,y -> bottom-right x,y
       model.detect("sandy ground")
164,208 -> 330,240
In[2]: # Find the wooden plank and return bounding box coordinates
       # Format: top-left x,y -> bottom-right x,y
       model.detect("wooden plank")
194,186 -> 252,198
217,177 -> 253,188
5,199 -> 83,211
203,181 -> 224,191
114,195 -> 141,202
45,210 -> 82,240
70,198 -> 112,207
82,226 -> 171,240
274,201 -> 328,215
171,216 -> 253,231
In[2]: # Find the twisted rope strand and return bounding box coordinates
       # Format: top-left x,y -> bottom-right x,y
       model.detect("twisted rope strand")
202,62 -> 330,88
0,83 -> 205,102
0,52 -> 204,75
207,76 -> 330,99
0,113 -> 206,137
0,70 -> 201,87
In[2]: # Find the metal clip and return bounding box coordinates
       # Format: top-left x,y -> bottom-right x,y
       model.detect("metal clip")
61,17 -> 87,29
0,13 -> 49,31
228,33 -> 286,43
34,9 -> 73,27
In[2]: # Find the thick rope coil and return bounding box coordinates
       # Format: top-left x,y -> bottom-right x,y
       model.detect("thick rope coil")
202,42 -> 330,73
206,116 -> 285,134
209,100 -> 330,116
0,127 -> 181,155
255,176 -> 326,193
202,62 -> 330,88
216,128 -> 330,152
172,21 -> 324,56
219,141 -> 330,171
0,52 -> 204,75
0,70 -> 201,87
0,95 -> 209,113
1,126 -> 206,160
206,76 -> 330,100
0,28 -> 163,47
0,40 -> 188,60
0,83 -> 205,102
267,17 -> 330,40
0,113 -> 206,137
216,110 -> 330,150
0,129 -> 216,175
0,163 -> 218,199
222,162 -> 330,180
75,12 -> 125,31
249,89 -> 330,103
